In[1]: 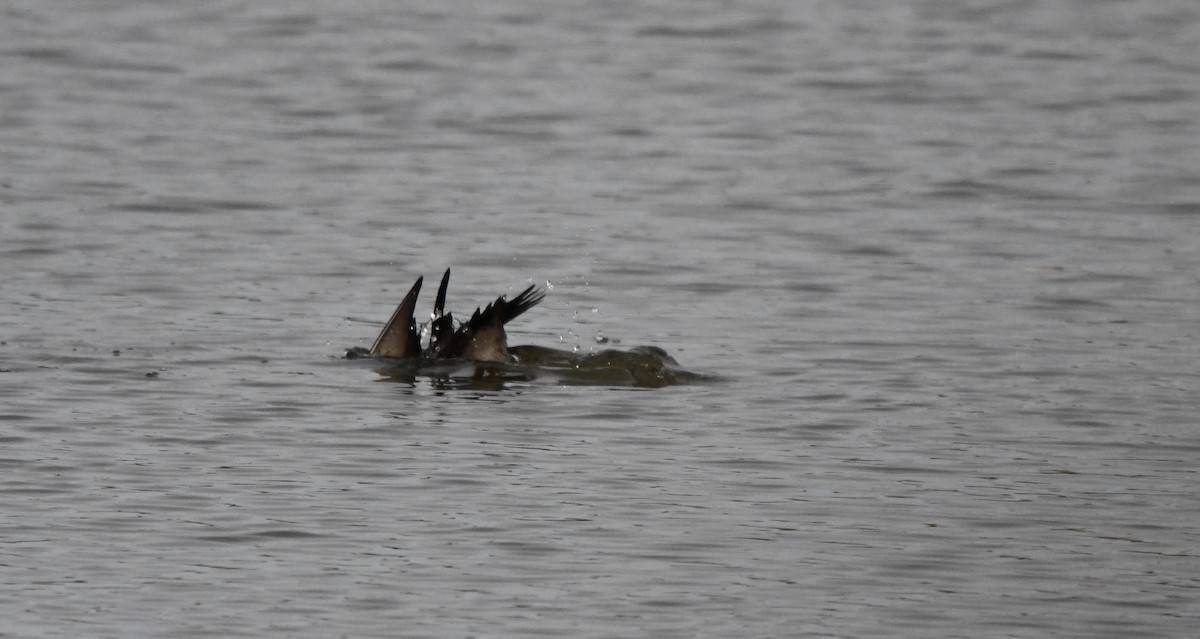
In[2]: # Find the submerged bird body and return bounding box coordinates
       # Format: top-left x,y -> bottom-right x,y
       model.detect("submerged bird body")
368,269 -> 545,364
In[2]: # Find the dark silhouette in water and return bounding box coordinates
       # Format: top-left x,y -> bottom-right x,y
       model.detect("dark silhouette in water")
350,269 -> 700,388
366,276 -> 423,359
367,268 -> 544,363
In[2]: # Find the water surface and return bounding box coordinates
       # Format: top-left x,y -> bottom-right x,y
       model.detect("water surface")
2,1 -> 1199,637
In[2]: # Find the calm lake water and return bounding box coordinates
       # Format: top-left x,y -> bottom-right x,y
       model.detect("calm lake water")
2,1 -> 1199,637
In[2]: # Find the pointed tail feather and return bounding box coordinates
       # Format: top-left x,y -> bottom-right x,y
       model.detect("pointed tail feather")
432,283 -> 545,361
461,285 -> 544,334
501,284 -> 545,324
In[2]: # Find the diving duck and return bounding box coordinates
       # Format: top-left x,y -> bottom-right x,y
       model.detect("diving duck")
368,269 -> 545,364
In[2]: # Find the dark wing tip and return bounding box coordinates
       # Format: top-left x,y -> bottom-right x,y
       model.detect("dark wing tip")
434,268 -> 450,316
429,268 -> 454,353
368,275 -> 423,357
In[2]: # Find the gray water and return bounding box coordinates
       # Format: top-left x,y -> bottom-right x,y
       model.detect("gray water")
3,1 -> 1199,637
